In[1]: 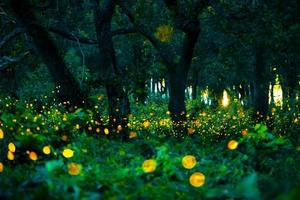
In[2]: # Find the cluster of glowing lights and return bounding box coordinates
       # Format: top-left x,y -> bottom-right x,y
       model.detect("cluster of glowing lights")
141,155 -> 205,188
269,74 -> 283,106
273,84 -> 283,106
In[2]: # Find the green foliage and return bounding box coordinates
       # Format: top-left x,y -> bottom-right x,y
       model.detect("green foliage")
0,98 -> 299,199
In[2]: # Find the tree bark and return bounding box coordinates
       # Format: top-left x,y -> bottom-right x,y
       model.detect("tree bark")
252,46 -> 269,121
285,58 -> 298,98
168,29 -> 200,136
93,0 -> 130,139
9,0 -> 87,108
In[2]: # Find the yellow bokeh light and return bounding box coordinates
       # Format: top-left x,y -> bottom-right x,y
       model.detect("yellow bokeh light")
222,90 -> 230,107
8,142 -> 16,153
189,172 -> 205,187
227,140 -> 238,150
187,128 -> 195,135
155,25 -> 174,42
182,155 -> 197,169
68,162 -> 82,176
104,128 -> 109,135
143,120 -> 150,128
0,162 -> 3,172
242,129 -> 248,136
0,128 -> 4,139
29,151 -> 38,161
129,131 -> 137,139
43,145 -> 51,155
61,135 -> 68,141
142,159 -> 157,173
7,151 -> 14,160
273,84 -> 283,106
62,149 -> 74,158
117,125 -> 122,131
159,120 -> 166,126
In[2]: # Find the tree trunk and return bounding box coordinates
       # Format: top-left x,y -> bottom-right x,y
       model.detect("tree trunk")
211,88 -> 223,108
252,46 -> 269,121
9,0 -> 87,108
285,58 -> 298,98
132,43 -> 147,104
168,29 -> 200,136
168,66 -> 188,136
93,0 -> 130,139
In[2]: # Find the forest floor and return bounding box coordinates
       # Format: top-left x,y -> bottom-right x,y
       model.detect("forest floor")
0,98 -> 299,200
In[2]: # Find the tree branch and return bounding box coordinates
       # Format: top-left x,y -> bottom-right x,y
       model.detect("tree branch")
0,28 -> 22,49
48,27 -> 98,44
48,26 -> 137,45
163,0 -> 203,33
0,51 -> 29,71
111,27 -> 137,36
208,0 -> 249,21
117,0 -> 175,68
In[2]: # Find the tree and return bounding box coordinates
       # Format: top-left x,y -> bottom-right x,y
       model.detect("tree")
118,0 -> 206,135
8,0 -> 88,108
92,0 -> 131,139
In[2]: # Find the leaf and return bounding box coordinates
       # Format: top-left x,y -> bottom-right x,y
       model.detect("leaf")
45,159 -> 64,173
236,173 -> 261,200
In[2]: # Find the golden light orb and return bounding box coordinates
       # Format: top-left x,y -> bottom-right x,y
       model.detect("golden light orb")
155,25 -> 174,42
0,162 -> 3,172
7,151 -> 14,160
0,128 -> 4,139
221,90 -> 230,107
242,129 -> 248,136
68,162 -> 82,175
143,120 -> 150,128
189,172 -> 205,187
8,142 -> 16,153
43,145 -> 51,155
29,151 -> 38,161
187,128 -> 195,135
62,149 -> 74,158
182,155 -> 197,169
104,128 -> 109,135
129,131 -> 137,139
227,140 -> 238,150
142,159 -> 157,173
